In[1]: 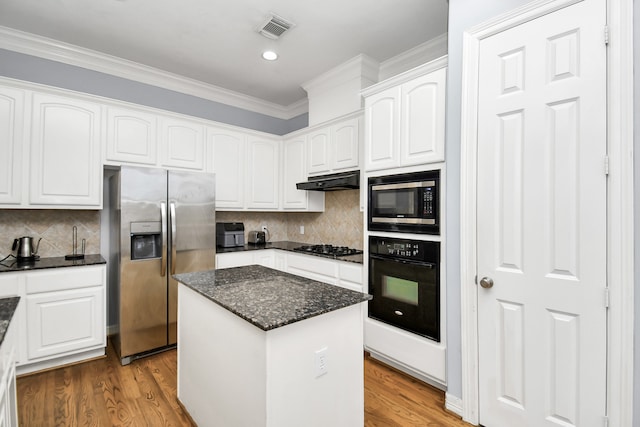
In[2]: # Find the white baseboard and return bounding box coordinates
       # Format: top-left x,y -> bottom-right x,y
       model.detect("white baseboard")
445,392 -> 464,418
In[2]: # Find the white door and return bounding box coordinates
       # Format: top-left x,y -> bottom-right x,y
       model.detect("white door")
476,1 -> 607,426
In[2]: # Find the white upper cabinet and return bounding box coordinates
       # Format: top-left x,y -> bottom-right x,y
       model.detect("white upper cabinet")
307,128 -> 331,175
331,117 -> 360,171
365,87 -> 401,171
0,87 -> 25,205
160,118 -> 205,170
210,128 -> 245,209
400,68 -> 446,166
29,93 -> 102,207
105,106 -> 157,165
307,114 -> 361,176
364,62 -> 446,172
282,136 -> 324,211
246,137 -> 280,209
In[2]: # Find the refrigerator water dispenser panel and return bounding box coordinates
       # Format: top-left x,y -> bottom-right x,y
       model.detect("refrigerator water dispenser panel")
130,221 -> 162,260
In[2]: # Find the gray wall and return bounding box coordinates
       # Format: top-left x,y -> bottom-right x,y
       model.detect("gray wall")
0,48 -> 308,135
445,0 -> 541,401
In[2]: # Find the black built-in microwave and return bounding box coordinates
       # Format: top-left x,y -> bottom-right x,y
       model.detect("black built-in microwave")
368,170 -> 439,234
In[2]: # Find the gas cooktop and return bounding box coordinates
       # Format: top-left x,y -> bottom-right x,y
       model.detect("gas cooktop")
293,244 -> 363,257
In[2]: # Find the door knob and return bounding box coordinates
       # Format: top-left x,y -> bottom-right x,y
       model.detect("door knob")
479,277 -> 494,289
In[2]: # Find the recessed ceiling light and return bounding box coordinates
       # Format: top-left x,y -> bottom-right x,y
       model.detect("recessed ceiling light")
262,51 -> 278,61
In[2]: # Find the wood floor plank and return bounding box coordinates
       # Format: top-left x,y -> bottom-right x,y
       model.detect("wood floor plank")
17,340 -> 471,426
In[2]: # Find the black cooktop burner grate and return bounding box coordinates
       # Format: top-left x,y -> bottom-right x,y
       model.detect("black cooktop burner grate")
293,244 -> 363,257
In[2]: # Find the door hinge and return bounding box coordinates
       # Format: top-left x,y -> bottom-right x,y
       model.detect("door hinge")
604,25 -> 610,45
604,288 -> 610,308
604,156 -> 609,175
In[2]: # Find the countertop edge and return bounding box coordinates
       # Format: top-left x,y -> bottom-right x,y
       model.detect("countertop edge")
175,266 -> 371,331
0,254 -> 106,273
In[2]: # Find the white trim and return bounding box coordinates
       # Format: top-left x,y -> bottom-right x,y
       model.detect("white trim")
360,56 -> 448,98
459,26 -> 481,424
0,26 -> 308,120
445,392 -> 464,418
378,34 -> 449,81
459,0 -> 634,425
603,0 -> 635,425
301,54 -> 380,93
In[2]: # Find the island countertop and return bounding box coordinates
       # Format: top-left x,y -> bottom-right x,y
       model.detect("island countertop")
173,265 -> 371,331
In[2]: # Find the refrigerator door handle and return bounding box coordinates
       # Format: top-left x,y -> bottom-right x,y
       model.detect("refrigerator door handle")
160,202 -> 167,277
170,202 -> 177,275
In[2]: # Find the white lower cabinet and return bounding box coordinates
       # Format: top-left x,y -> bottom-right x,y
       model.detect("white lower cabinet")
0,265 -> 107,376
26,287 -> 104,361
286,252 -> 337,285
216,250 -> 362,291
215,250 -> 275,269
215,251 -> 254,269
23,266 -> 105,364
0,316 -> 17,427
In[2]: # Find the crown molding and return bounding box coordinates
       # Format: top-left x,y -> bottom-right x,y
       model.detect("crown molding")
361,55 -> 448,98
0,26 -> 308,120
379,33 -> 448,81
301,54 -> 380,93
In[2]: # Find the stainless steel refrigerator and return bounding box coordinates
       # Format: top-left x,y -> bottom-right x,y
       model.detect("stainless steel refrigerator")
109,166 -> 215,365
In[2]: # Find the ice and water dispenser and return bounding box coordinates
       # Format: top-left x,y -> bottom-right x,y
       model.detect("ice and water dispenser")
130,221 -> 162,260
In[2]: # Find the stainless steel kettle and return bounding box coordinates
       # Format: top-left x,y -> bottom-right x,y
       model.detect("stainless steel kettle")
12,236 -> 42,260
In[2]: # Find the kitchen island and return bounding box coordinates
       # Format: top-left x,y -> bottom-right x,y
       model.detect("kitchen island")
174,265 -> 371,427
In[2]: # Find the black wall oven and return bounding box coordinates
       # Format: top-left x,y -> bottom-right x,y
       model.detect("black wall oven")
368,236 -> 440,342
368,170 -> 439,234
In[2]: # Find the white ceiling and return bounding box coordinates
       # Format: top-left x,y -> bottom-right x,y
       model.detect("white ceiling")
0,0 -> 448,109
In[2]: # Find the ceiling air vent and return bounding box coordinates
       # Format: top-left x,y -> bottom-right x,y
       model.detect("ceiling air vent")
258,14 -> 295,40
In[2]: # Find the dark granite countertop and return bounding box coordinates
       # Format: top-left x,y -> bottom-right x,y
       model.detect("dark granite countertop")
0,297 -> 19,347
0,254 -> 106,273
174,265 -> 371,331
216,241 -> 364,264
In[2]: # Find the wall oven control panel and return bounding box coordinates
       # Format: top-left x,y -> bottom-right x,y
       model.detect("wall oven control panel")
369,237 -> 439,264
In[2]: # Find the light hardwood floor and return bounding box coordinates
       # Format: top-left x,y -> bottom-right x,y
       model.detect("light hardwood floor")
17,341 -> 471,426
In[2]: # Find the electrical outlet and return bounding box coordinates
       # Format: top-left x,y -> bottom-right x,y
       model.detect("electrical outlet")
299,225 -> 305,235
314,347 -> 328,377
261,225 -> 267,232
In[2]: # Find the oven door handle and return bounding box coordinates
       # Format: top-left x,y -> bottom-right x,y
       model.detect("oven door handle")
369,254 -> 436,268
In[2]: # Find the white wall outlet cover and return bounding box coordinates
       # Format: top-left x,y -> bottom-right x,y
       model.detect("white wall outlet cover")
314,347 -> 328,377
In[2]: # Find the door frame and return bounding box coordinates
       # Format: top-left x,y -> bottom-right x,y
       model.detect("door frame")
459,0 -> 634,425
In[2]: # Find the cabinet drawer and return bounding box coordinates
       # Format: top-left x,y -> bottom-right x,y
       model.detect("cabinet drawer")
0,275 -> 19,297
286,253 -> 337,285
25,266 -> 104,294
338,262 -> 362,285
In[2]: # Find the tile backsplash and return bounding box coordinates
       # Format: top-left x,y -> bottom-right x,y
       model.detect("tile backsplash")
216,189 -> 364,249
0,210 -> 101,259
0,189 -> 363,260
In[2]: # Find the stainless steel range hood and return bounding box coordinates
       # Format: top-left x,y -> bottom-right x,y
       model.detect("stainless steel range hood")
296,171 -> 360,191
